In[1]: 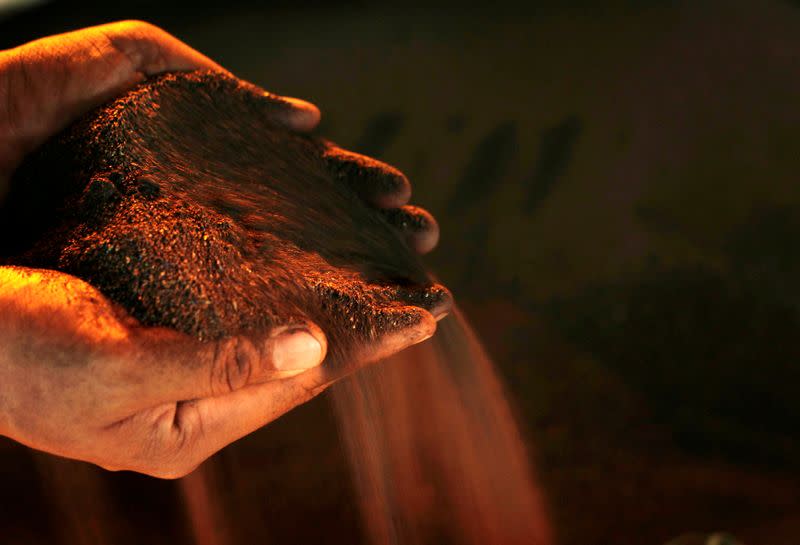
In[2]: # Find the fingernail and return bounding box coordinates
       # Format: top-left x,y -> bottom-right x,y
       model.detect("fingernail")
272,328 -> 324,371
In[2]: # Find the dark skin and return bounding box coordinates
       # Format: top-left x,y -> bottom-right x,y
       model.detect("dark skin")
0,21 -> 440,478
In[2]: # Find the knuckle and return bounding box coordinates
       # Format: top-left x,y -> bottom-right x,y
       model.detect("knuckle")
101,20 -> 170,74
101,402 -> 203,479
144,415 -> 199,479
209,336 -> 255,395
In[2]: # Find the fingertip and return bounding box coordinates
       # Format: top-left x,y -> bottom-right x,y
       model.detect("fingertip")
405,207 -> 440,254
372,174 -> 412,208
427,284 -> 452,321
322,146 -> 412,207
413,310 -> 438,342
413,225 -> 440,255
384,307 -> 437,352
380,205 -> 440,254
390,282 -> 452,322
282,96 -> 321,132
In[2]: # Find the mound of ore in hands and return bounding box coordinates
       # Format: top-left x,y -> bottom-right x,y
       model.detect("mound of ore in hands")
0,71 -> 450,378
0,72 -> 553,545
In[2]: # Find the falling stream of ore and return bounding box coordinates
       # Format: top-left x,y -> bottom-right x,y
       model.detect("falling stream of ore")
175,307 -> 553,545
25,255 -> 554,545
330,308 -> 553,545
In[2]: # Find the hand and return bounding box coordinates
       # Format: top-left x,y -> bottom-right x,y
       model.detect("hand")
0,21 -> 442,477
0,20 -> 439,254
0,267 -> 433,478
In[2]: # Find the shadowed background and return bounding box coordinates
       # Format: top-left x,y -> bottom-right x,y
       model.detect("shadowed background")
1,1 -> 799,544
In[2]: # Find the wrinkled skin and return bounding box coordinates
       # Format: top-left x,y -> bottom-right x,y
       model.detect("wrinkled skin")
0,21 -> 443,478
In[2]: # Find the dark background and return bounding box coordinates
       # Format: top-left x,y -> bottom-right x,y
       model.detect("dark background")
1,1 -> 799,544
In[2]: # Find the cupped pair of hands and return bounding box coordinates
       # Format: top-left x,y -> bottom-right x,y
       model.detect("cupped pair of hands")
0,21 -> 441,478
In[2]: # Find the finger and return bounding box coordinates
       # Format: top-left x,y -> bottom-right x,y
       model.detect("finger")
130,322 -> 327,406
0,21 -> 319,173
271,95 -> 321,133
385,282 -> 452,321
0,21 -> 220,171
323,145 -> 411,208
380,205 -> 440,254
357,305 -> 438,361
94,20 -> 225,76
164,308 -> 436,470
251,92 -> 321,133
92,22 -> 323,135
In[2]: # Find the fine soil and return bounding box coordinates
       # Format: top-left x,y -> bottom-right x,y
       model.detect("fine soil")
0,70 -> 448,378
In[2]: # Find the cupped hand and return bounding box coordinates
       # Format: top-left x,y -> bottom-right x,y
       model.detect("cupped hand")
0,20 -> 439,253
0,21 -> 442,477
0,267 -> 435,477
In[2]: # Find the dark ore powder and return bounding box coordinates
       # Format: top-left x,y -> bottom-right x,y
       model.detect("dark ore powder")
0,71 -> 448,378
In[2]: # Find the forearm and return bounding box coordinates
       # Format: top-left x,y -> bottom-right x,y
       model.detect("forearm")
1,21 -> 226,186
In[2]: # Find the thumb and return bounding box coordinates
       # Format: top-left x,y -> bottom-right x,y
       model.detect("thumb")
138,313 -> 436,475
131,322 -> 327,406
